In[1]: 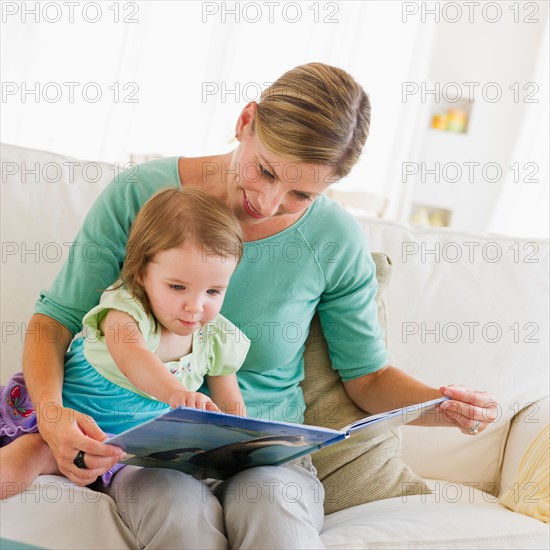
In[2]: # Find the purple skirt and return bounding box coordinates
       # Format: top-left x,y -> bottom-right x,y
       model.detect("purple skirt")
1,371 -> 124,486
0,372 -> 38,446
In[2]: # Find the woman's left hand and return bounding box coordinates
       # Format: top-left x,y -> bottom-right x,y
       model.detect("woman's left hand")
438,384 -> 499,435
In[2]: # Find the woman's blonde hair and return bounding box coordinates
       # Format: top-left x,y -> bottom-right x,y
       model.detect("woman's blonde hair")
120,187 -> 243,318
254,62 -> 371,181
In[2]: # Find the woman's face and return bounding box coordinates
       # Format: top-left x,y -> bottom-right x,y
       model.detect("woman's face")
226,104 -> 336,226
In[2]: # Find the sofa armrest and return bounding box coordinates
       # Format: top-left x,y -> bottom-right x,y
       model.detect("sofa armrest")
499,395 -> 549,495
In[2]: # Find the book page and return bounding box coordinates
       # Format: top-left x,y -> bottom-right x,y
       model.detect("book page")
342,397 -> 449,434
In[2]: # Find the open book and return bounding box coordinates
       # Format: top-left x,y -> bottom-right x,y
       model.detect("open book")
106,396 -> 448,479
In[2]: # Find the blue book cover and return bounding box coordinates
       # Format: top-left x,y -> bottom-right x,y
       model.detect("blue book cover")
106,397 -> 448,479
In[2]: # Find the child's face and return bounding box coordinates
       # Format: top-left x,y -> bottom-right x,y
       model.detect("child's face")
139,241 -> 237,336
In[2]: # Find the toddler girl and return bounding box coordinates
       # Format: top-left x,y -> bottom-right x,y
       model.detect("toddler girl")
1,187 -> 249,498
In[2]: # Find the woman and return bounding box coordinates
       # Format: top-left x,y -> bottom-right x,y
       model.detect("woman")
22,63 -> 497,549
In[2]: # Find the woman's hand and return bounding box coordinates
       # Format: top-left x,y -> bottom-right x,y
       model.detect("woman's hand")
38,405 -> 126,486
168,391 -> 220,412
438,384 -> 499,435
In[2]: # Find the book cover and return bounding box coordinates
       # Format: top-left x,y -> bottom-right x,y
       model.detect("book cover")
106,397 -> 448,479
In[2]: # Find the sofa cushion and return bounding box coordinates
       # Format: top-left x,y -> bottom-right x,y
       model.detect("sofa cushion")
500,424 -> 549,523
1,144 -> 114,382
320,480 -> 550,549
302,252 -> 430,514
0,475 -> 134,549
361,218 -> 550,493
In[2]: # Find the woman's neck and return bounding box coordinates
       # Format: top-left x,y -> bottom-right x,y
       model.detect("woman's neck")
242,215 -> 302,242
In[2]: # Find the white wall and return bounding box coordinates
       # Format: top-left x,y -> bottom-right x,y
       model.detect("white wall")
417,4 -> 548,233
1,1 -> 548,237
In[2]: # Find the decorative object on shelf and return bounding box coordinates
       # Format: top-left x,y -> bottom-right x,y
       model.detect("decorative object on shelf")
428,210 -> 447,227
431,107 -> 468,134
410,207 -> 431,226
410,204 -> 452,227
431,112 -> 448,130
447,108 -> 468,133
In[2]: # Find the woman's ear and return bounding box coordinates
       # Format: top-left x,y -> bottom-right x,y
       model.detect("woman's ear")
235,101 -> 258,140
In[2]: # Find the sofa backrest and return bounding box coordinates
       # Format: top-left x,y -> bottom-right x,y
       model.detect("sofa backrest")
1,143 -> 114,379
361,217 -> 549,492
2,143 -> 548,491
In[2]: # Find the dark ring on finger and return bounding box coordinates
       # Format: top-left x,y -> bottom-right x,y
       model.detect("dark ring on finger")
73,450 -> 88,469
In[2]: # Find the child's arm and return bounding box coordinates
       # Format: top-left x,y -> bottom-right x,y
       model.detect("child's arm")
101,309 -> 219,411
206,373 -> 247,416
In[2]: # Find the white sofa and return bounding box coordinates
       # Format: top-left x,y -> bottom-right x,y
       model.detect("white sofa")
1,143 -> 548,549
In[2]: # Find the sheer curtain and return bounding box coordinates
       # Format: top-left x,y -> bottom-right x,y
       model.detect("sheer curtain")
2,1 -> 421,178
3,2 -> 548,237
488,17 -> 549,239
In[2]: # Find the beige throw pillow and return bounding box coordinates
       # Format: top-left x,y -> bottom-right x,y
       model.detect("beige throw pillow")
500,424 -> 549,523
301,252 -> 431,515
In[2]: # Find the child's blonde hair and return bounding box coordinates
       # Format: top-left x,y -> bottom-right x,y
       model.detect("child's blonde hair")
120,186 -> 244,318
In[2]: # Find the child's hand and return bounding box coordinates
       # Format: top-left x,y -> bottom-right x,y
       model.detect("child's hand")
168,391 -> 220,412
